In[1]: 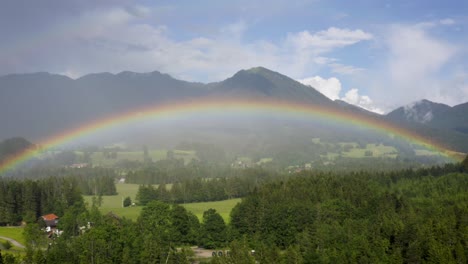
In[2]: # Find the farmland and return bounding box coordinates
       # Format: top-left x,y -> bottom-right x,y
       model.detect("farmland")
83,183 -> 240,222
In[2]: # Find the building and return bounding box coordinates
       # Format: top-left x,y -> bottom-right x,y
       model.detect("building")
41,213 -> 59,231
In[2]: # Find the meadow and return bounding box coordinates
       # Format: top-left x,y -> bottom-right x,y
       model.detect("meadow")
0,227 -> 25,245
80,149 -> 197,167
0,226 -> 26,253
342,143 -> 398,158
83,183 -> 240,222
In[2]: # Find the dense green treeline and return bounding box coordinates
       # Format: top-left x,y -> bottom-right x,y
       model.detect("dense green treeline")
0,177 -> 83,225
0,171 -> 116,226
1,200 -> 229,263
125,159 -> 243,184
135,162 -> 463,205
8,167 -> 117,196
228,171 -> 468,263
1,159 -> 467,263
136,169 -> 274,204
125,156 -> 455,185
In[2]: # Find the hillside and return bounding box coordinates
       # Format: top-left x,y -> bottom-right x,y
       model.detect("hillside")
0,67 -> 467,157
386,99 -> 468,151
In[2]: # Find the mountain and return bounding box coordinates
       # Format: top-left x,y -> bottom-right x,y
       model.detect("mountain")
386,99 -> 452,125
0,71 -> 206,140
0,67 -> 362,141
0,67 -> 466,156
386,99 -> 468,151
386,99 -> 468,133
212,67 -> 334,105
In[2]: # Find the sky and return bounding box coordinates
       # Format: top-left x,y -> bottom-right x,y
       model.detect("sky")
1,0 -> 467,113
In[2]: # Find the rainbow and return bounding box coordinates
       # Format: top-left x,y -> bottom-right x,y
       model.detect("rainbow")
0,98 -> 463,174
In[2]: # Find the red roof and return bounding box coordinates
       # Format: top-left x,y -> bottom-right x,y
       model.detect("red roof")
42,214 -> 59,221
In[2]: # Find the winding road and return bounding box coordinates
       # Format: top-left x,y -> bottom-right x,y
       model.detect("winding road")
0,236 -> 25,249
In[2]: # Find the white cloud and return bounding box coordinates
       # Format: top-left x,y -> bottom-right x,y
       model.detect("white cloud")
342,89 -> 384,114
298,76 -> 342,100
387,25 -> 455,85
367,22 -> 462,109
287,27 -> 373,53
299,76 -> 384,114
281,27 -> 372,76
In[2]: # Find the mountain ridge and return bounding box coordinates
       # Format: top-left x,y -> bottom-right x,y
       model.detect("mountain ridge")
1,67 -> 467,152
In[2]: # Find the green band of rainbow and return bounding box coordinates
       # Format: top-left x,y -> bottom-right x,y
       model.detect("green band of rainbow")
0,98 -> 463,174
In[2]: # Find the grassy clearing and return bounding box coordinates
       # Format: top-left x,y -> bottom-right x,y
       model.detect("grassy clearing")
0,227 -> 25,245
83,183 -> 141,208
83,183 -> 173,208
342,144 -> 397,158
83,183 -> 240,222
80,149 -> 197,167
182,198 -> 241,223
257,158 -> 273,164
99,206 -> 143,220
319,143 -> 398,159
88,199 -> 241,223
0,238 -> 24,253
83,183 -> 143,219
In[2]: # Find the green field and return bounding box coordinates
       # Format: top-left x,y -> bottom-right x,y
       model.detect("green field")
342,143 -> 398,158
77,149 -> 197,167
321,143 -> 398,160
0,237 -> 24,253
0,227 -> 25,245
182,198 -> 241,222
84,183 -> 240,222
83,183 -> 141,207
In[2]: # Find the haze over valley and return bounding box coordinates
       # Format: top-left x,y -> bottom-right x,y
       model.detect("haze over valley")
0,67 -> 466,172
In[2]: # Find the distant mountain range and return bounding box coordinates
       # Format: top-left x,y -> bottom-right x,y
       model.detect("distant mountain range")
1,67 -> 467,153
387,99 -> 468,134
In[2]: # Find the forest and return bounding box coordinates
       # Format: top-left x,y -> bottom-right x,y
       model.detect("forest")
0,156 -> 466,263
0,169 -> 116,226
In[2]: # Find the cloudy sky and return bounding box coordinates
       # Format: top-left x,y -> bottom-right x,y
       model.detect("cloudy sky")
1,0 -> 467,113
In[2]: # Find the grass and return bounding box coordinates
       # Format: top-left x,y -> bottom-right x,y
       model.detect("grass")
182,198 -> 241,223
83,183 -> 141,208
0,238 -> 24,253
83,183 -> 172,208
0,226 -> 25,245
342,144 -> 397,158
320,143 -> 398,159
83,183 -> 143,219
83,183 -> 240,223
79,149 -> 197,167
257,158 -> 273,164
100,206 -> 143,220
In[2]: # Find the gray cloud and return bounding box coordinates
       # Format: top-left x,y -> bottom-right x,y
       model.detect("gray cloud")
0,2 -> 372,82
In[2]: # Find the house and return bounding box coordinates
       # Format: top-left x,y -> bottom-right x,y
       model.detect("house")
41,213 -> 59,231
